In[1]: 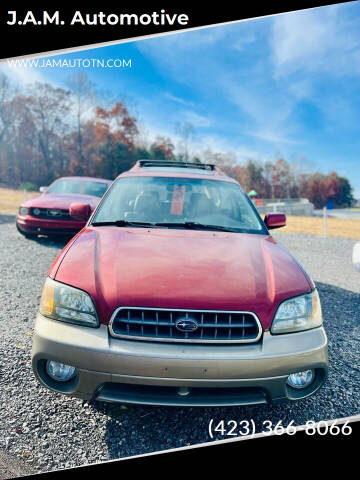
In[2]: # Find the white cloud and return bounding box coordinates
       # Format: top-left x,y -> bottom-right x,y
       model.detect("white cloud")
135,23 -> 246,87
163,92 -> 194,107
182,110 -> 212,128
136,117 -> 262,162
232,31 -> 257,51
0,64 -> 48,86
286,78 -> 313,100
247,130 -> 302,145
271,5 -> 360,78
218,72 -> 300,146
198,133 -> 259,160
269,4 -> 360,134
137,20 -> 305,146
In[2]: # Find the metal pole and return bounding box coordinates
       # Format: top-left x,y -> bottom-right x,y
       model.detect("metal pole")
323,206 -> 327,238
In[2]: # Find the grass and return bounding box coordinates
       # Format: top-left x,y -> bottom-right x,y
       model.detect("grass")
0,187 -> 359,238
0,187 -> 38,215
279,215 -> 360,239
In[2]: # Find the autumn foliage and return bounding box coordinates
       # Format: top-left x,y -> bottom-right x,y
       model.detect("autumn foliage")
0,73 -> 354,208
212,156 -> 354,208
0,73 -> 174,189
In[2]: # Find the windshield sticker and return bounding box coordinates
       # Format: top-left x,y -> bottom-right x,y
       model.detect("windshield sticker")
170,185 -> 186,215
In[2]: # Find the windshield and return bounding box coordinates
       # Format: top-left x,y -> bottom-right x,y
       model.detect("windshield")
92,176 -> 266,234
46,179 -> 108,197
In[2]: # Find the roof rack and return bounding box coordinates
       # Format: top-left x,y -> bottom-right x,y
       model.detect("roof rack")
137,160 -> 216,171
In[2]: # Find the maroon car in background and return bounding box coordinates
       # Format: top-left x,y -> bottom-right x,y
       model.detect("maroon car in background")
16,176 -> 112,239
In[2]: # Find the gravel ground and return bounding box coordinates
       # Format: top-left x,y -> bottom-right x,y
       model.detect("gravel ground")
0,220 -> 359,475
0,451 -> 33,480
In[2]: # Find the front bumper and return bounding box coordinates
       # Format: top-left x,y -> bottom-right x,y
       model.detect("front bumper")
32,314 -> 328,407
16,215 -> 83,236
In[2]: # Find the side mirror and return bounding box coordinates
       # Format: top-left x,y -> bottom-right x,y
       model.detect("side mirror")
39,186 -> 48,193
70,203 -> 92,221
264,213 -> 286,229
353,242 -> 360,272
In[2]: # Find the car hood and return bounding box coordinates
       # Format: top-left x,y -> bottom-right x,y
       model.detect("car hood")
52,227 -> 313,329
22,193 -> 100,210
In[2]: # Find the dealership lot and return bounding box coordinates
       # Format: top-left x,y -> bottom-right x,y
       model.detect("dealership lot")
0,218 -> 359,473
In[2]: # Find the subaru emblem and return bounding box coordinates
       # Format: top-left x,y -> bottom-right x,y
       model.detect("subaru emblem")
175,317 -> 198,333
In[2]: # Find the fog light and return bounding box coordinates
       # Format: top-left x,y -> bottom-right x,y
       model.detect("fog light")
46,361 -> 77,382
286,370 -> 314,389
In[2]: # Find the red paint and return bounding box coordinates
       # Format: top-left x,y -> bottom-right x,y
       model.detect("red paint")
47,168 -> 312,330
51,227 -> 312,330
264,213 -> 287,229
69,203 -> 92,221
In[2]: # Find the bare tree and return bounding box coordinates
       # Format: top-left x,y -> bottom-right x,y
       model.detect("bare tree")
175,121 -> 196,162
28,82 -> 71,180
67,72 -> 95,166
0,73 -> 14,144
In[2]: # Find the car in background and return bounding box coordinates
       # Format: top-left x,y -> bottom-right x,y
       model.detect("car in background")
16,176 -> 112,239
32,160 -> 328,407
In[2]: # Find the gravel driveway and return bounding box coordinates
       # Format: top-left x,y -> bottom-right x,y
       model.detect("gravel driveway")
0,220 -> 359,475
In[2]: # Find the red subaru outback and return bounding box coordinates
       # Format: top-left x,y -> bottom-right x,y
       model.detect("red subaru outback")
17,176 -> 112,239
32,161 -> 328,406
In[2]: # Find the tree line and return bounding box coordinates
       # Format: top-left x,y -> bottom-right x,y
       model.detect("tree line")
213,155 -> 354,208
0,72 -> 354,208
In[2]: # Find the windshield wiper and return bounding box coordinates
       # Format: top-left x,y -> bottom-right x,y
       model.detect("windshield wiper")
92,220 -> 238,232
91,220 -> 156,228
153,221 -> 237,232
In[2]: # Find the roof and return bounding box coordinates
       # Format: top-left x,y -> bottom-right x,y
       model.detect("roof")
118,160 -> 237,184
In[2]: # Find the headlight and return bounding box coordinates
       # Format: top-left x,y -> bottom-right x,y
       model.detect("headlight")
40,277 -> 99,327
271,290 -> 322,334
19,206 -> 29,215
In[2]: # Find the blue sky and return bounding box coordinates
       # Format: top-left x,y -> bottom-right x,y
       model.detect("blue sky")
3,2 -> 360,196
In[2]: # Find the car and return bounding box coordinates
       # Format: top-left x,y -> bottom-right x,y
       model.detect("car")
16,176 -> 112,239
32,160 -> 328,407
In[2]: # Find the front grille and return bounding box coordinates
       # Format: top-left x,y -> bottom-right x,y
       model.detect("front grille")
109,307 -> 262,344
31,208 -> 72,220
